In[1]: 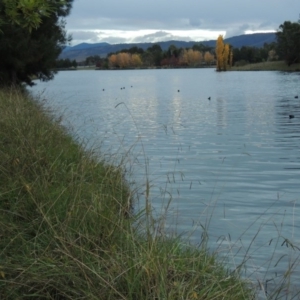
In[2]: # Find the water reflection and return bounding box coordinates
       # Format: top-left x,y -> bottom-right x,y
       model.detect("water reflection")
216,97 -> 227,129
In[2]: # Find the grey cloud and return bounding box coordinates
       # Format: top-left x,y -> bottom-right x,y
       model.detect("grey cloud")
259,21 -> 273,28
65,0 -> 297,44
70,31 -> 99,40
188,19 -> 202,28
225,24 -> 251,38
131,31 -> 192,43
258,21 -> 278,31
100,36 -> 128,44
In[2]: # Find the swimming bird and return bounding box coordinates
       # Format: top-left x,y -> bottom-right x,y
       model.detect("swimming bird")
295,95 -> 298,99
178,90 -> 180,92
208,97 -> 211,100
289,115 -> 295,119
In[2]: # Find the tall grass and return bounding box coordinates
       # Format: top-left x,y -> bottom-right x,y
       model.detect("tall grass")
0,86 -> 255,299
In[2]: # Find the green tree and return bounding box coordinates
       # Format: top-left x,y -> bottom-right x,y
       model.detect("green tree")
72,59 -> 77,68
232,46 -> 267,66
0,0 -> 73,86
192,43 -> 213,53
124,46 -> 144,55
55,58 -> 77,69
167,44 -> 180,58
0,0 -> 62,32
276,20 -> 300,65
85,55 -> 101,66
146,44 -> 163,66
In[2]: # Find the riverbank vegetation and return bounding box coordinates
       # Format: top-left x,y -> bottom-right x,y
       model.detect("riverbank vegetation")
231,60 -> 300,71
0,87 -> 256,299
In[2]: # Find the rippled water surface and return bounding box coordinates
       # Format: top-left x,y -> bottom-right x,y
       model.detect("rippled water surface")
31,69 -> 300,290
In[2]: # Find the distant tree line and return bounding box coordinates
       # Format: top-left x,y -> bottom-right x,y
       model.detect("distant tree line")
224,20 -> 300,68
74,43 -> 215,70
78,41 -> 282,71
55,58 -> 77,69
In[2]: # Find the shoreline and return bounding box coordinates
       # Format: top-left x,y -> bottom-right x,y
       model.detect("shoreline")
230,60 -> 300,72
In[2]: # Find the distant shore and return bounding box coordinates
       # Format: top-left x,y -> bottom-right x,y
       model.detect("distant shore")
230,60 -> 300,72
53,61 -> 300,72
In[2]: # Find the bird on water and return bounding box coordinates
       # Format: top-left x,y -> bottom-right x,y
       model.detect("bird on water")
208,97 -> 211,100
295,95 -> 298,99
289,115 -> 295,119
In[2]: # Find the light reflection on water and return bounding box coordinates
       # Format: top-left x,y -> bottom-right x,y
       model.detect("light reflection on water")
31,69 -> 300,293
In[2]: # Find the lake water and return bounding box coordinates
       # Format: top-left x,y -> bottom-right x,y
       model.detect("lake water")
31,69 -> 300,295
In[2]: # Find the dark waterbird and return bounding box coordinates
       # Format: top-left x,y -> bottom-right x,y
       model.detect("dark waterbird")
289,115 -> 295,119
295,95 -> 298,99
208,97 -> 211,100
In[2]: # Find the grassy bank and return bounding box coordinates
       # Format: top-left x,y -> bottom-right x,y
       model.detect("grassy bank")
0,87 -> 255,299
230,60 -> 300,71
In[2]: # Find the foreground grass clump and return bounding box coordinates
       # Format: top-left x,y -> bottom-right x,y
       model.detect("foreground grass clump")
0,87 -> 254,299
231,60 -> 300,71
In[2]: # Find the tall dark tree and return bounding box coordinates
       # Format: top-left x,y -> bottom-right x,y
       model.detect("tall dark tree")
85,55 -> 101,66
166,45 -> 180,58
192,43 -> 213,53
0,0 -> 73,86
276,21 -> 300,66
146,44 -> 163,66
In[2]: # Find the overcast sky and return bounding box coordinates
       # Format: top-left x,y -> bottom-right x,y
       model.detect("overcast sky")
65,0 -> 299,45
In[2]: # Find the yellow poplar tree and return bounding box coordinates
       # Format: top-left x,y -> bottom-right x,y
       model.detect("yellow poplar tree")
216,35 -> 231,71
179,49 -> 203,66
117,53 -> 130,68
131,54 -> 142,67
179,49 -> 188,65
108,54 -> 118,68
187,49 -> 202,66
187,49 -> 195,65
216,35 -> 225,71
194,50 -> 203,65
204,51 -> 214,65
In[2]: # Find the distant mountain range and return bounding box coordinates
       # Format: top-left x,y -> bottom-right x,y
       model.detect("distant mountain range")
60,32 -> 276,62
